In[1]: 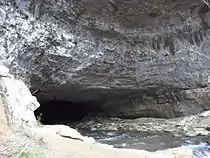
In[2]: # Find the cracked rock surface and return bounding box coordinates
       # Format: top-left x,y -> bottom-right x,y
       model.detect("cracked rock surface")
1,0 -> 210,118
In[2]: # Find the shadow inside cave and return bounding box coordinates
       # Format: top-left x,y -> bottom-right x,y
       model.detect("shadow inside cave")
34,100 -> 102,125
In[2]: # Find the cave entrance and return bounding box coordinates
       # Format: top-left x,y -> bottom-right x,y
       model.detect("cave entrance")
34,100 -> 102,125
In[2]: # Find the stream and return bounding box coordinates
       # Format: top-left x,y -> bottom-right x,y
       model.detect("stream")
78,129 -> 210,157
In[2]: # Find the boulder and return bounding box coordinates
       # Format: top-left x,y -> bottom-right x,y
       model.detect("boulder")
42,125 -> 95,143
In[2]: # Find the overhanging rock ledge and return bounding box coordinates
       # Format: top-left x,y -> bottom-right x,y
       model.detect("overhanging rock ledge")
1,0 -> 210,118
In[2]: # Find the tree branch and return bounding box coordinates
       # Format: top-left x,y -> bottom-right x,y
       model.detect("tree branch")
201,0 -> 210,8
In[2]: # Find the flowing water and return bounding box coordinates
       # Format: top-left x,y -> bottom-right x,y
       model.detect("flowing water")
78,129 -> 210,157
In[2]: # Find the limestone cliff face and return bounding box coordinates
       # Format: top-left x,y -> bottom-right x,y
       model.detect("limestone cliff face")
0,65 -> 39,128
1,0 -> 210,118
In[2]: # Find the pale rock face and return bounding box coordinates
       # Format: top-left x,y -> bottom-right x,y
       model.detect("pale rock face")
39,125 -> 96,143
0,8 -> 6,25
0,65 -> 9,77
0,65 -> 39,128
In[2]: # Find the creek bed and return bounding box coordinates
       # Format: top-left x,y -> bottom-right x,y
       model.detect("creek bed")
78,128 -> 210,157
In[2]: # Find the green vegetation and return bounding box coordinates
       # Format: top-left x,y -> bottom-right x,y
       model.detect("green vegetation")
14,151 -> 45,158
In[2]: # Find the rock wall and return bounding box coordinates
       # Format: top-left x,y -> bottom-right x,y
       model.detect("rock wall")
1,0 -> 210,118
0,65 -> 39,128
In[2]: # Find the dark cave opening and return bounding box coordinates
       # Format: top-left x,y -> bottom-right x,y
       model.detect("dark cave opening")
34,100 -> 103,125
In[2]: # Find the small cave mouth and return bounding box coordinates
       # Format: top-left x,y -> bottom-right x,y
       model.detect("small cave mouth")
34,100 -> 103,125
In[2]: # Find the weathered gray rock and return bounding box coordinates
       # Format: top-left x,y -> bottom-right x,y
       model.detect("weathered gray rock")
0,65 -> 39,128
1,0 -> 210,118
75,110 -> 210,137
